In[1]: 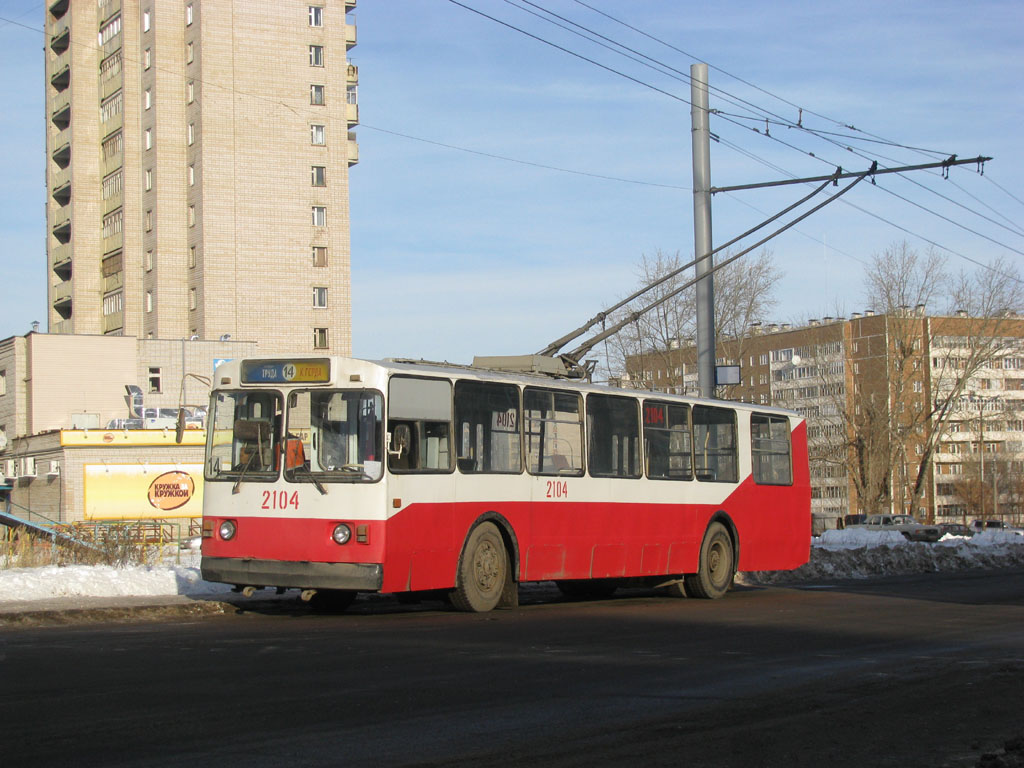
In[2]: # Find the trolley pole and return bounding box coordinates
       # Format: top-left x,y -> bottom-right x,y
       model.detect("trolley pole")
691,62 -> 715,398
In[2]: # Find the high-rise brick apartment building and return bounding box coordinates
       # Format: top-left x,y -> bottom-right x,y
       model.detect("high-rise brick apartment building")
624,310 -> 1024,529
43,0 -> 358,352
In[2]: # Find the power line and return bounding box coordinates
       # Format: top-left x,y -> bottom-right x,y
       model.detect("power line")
361,124 -> 690,190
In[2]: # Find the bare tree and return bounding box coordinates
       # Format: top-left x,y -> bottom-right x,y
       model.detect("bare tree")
604,248 -> 781,390
847,244 -> 1024,519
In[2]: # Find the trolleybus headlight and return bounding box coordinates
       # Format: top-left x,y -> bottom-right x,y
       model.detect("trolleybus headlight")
218,520 -> 237,541
332,523 -> 352,545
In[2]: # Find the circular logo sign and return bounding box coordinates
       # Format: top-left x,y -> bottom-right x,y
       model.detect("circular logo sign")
102,433 -> 115,443
147,471 -> 196,511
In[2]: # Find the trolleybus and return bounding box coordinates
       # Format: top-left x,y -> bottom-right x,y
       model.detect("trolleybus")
200,356 -> 810,611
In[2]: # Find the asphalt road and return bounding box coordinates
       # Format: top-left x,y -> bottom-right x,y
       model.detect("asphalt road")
2,571 -> 1024,768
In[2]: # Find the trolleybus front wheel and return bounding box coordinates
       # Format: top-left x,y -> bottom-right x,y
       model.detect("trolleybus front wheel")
684,521 -> 735,599
450,522 -> 509,613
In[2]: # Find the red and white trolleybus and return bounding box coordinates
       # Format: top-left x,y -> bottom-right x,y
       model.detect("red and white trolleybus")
200,356 -> 810,611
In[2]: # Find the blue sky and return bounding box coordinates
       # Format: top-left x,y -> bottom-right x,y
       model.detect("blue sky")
2,0 -> 1022,364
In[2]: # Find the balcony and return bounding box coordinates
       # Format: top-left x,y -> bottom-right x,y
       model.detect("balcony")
347,131 -> 359,166
98,0 -> 121,23
51,91 -> 70,129
103,271 -> 123,293
346,63 -> 359,85
52,175 -> 71,206
102,312 -> 124,334
49,0 -> 69,20
50,54 -> 70,91
52,139 -> 70,168
51,280 -> 71,309
345,0 -> 356,10
52,318 -> 71,334
345,21 -> 357,49
102,189 -> 122,217
346,102 -> 359,127
50,16 -> 70,53
52,244 -> 72,278
52,212 -> 71,242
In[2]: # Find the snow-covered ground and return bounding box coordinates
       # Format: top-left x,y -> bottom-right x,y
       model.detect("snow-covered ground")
1,530 -> 1023,603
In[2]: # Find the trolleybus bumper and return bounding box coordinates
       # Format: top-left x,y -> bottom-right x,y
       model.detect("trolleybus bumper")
202,557 -> 383,591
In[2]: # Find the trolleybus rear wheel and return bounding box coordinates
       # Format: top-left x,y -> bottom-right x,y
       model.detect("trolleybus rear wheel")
450,522 -> 508,613
683,521 -> 734,599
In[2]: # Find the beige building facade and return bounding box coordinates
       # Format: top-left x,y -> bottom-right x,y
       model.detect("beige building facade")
0,331 -> 257,523
44,0 -> 357,353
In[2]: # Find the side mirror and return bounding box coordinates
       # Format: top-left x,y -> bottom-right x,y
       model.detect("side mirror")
175,408 -> 186,444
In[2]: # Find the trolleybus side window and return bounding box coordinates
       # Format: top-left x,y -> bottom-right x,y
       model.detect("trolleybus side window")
454,380 -> 521,474
751,413 -> 792,485
206,390 -> 283,480
643,400 -> 693,481
586,394 -> 641,478
692,404 -> 738,483
387,376 -> 453,473
524,387 -> 584,476
284,389 -> 383,482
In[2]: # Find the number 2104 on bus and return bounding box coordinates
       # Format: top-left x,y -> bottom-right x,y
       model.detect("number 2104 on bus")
200,356 -> 811,612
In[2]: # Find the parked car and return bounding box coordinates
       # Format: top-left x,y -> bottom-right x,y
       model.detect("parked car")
970,519 -> 1024,535
842,514 -> 867,528
860,514 -> 942,542
938,522 -> 974,538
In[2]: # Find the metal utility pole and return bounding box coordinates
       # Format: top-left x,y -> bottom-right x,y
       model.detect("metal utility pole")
691,62 -> 714,398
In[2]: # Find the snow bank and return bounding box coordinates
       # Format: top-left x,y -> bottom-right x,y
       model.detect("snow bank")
741,528 -> 1024,585
1,529 -> 1023,603
0,562 -> 232,602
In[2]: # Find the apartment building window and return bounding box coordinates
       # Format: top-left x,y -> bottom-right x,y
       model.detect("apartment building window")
143,48 -> 151,69
313,328 -> 329,349
99,14 -> 121,45
310,124 -> 326,145
102,291 -> 123,315
311,165 -> 326,186
144,168 -> 153,191
144,209 -> 152,231
189,288 -> 197,310
148,366 -> 161,393
0,369 -> 6,397
312,246 -> 328,267
313,287 -> 328,308
310,84 -> 325,105
102,209 -> 123,239
100,91 -> 123,122
146,291 -> 154,314
101,170 -> 122,200
187,123 -> 195,145
101,130 -> 123,161
144,128 -> 152,150
100,51 -> 122,82
309,6 -> 323,26
188,165 -> 195,186
311,206 -> 326,226
142,10 -> 151,33
189,246 -> 196,268
145,250 -> 153,271
186,4 -> 193,25
187,81 -> 195,103
186,41 -> 194,64
346,84 -> 358,104
309,45 -> 324,66
188,205 -> 196,227
144,88 -> 152,110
